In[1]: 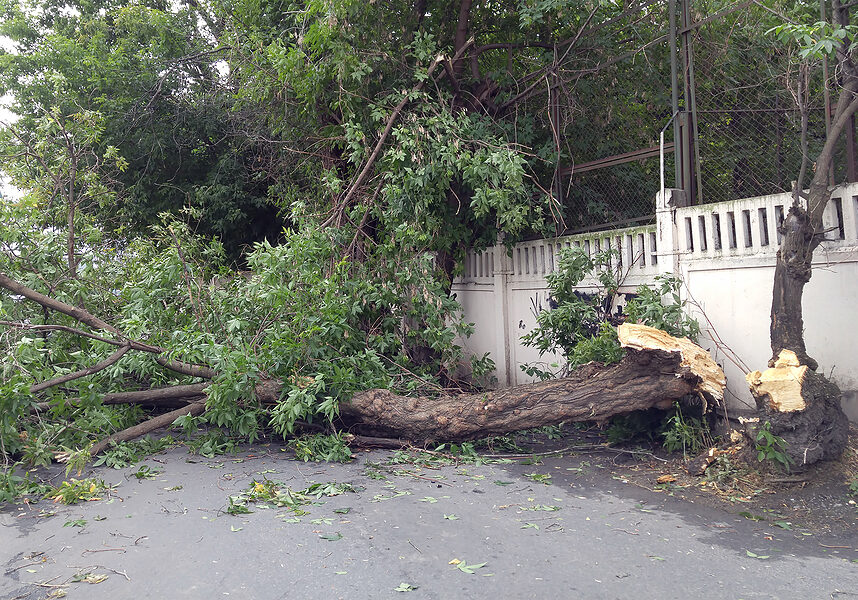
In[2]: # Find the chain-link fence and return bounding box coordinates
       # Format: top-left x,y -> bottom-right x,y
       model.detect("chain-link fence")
557,0 -> 850,231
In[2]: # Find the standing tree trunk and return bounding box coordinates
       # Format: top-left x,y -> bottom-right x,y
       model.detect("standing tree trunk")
755,10 -> 858,465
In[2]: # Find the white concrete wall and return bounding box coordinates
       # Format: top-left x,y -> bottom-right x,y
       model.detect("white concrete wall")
453,183 -> 858,422
673,186 -> 858,421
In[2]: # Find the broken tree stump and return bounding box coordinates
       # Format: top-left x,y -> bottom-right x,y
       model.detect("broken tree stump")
746,349 -> 848,468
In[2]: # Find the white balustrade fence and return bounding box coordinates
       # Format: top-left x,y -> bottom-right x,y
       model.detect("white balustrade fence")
453,183 -> 858,421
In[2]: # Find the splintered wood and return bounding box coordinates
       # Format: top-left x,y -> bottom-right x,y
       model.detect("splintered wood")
617,323 -> 726,405
746,349 -> 808,412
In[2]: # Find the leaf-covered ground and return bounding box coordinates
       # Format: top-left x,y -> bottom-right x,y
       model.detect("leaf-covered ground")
3,423 -> 858,600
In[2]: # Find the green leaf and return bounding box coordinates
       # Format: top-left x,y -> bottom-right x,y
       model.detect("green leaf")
456,561 -> 487,574
319,532 -> 343,541
64,518 -> 87,528
394,583 -> 418,592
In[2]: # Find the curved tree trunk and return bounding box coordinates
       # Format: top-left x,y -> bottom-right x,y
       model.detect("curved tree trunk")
760,13 -> 858,464
769,206 -> 818,370
337,343 -> 718,445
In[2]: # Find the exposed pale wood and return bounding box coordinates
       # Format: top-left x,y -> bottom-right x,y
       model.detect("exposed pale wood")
746,350 -> 808,412
617,323 -> 726,404
746,349 -> 848,468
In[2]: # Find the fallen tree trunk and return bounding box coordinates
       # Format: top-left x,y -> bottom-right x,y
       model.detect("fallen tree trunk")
3,265 -> 726,455
746,349 -> 848,468
84,324 -> 725,453
334,327 -> 723,444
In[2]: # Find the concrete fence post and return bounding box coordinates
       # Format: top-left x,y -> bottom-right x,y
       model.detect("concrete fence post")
492,238 -> 512,387
656,188 -> 682,275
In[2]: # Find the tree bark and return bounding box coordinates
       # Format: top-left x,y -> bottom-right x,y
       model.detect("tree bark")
90,401 -> 207,456
336,346 -> 713,444
769,205 -> 818,369
761,16 -> 858,466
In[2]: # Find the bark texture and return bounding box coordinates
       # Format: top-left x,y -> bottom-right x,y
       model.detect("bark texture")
769,205 -> 819,370
337,347 -> 709,444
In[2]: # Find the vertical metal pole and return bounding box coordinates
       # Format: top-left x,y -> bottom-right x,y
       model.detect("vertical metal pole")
678,0 -> 693,203
669,0 -> 681,188
821,0 -> 835,185
682,0 -> 703,204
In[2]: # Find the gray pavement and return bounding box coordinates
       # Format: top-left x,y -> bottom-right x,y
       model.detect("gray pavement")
2,444 -> 858,599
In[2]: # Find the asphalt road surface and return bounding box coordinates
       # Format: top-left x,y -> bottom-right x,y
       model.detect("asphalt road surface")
3,444 -> 858,599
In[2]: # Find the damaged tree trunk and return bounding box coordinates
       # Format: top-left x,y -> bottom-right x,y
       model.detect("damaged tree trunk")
747,350 -> 848,467
328,323 -> 724,444
755,3 -> 858,467
336,348 -> 711,444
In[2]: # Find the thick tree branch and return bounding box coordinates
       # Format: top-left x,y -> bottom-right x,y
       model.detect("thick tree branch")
322,48 -> 458,227
0,321 -> 125,347
30,345 -> 131,393
89,401 -> 207,456
32,383 -> 209,413
0,272 -> 216,379
808,88 -> 858,220
154,357 -> 216,379
331,325 -> 726,445
100,383 -> 209,404
0,272 -> 120,336
452,0 -> 473,78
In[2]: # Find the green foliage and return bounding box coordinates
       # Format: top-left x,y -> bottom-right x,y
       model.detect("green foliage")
0,197 -> 478,468
186,430 -> 239,459
755,421 -> 794,472
131,465 -> 161,480
0,465 -> 51,504
47,478 -> 114,504
768,21 -> 858,60
626,274 -> 700,340
288,433 -> 354,463
227,478 -> 354,514
521,247 -> 621,377
522,247 -> 700,379
661,403 -> 711,457
0,0 -> 281,259
848,476 -> 858,497
91,436 -> 177,470
706,455 -> 745,488
569,322 -> 624,367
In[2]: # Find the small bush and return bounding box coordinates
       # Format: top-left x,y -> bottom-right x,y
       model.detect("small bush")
521,247 -> 700,378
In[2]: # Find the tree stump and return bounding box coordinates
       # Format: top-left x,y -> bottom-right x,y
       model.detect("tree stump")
746,350 -> 848,469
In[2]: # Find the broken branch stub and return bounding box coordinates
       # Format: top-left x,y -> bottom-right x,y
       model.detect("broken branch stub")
617,323 -> 726,406
746,350 -> 807,412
